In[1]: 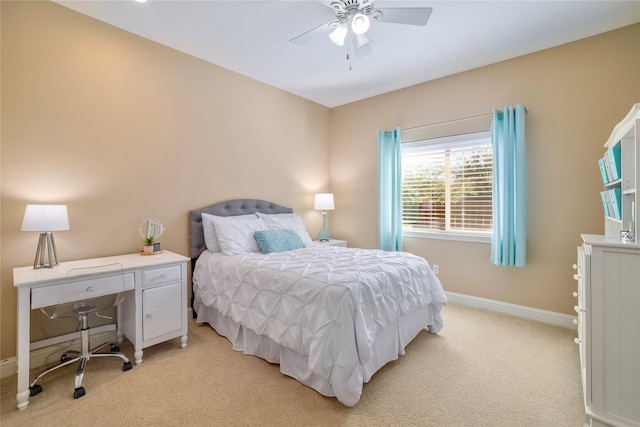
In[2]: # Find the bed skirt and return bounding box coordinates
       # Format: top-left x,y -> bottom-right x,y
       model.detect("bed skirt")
193,295 -> 435,405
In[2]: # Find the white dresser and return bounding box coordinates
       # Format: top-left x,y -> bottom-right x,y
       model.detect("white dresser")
13,250 -> 189,410
575,104 -> 640,426
575,236 -> 640,427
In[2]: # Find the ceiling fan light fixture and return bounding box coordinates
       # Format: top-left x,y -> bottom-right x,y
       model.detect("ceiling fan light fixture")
329,23 -> 348,46
351,13 -> 370,35
356,32 -> 372,48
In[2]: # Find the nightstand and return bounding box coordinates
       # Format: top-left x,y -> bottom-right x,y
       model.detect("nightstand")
313,239 -> 347,247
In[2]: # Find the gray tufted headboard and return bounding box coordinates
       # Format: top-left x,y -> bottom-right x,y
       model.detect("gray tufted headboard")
188,199 -> 293,318
189,199 -> 293,263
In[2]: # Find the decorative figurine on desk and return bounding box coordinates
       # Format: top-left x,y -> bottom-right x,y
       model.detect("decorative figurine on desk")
139,218 -> 164,254
143,236 -> 155,253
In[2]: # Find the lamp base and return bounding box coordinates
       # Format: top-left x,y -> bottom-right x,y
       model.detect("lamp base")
317,232 -> 331,242
33,232 -> 60,269
317,211 -> 330,242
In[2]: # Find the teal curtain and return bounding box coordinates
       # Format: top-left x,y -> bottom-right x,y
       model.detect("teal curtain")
490,104 -> 526,266
377,128 -> 403,251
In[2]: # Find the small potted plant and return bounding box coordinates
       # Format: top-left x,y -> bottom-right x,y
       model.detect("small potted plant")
143,236 -> 155,253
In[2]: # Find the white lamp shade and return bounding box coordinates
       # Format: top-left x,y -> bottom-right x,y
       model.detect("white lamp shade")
329,23 -> 348,46
356,32 -> 372,48
314,193 -> 335,211
21,204 -> 70,232
351,13 -> 370,35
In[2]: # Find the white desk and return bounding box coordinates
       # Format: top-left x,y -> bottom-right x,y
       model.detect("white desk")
13,251 -> 190,410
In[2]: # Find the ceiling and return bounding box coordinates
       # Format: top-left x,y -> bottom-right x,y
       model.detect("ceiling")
55,0 -> 640,108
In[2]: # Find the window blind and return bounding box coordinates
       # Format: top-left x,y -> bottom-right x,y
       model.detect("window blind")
401,132 -> 492,235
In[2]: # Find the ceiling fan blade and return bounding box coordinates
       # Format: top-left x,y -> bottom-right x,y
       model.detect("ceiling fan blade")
373,7 -> 433,26
289,20 -> 336,45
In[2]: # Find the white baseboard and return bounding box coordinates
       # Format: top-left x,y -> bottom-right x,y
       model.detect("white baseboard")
446,291 -> 577,329
1,359 -> 18,380
1,327 -> 118,380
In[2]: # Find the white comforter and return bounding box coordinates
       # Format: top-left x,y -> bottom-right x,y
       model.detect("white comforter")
193,245 -> 447,406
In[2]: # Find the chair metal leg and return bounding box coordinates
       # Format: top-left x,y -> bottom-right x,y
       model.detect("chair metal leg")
29,312 -> 132,400
29,356 -> 80,396
91,341 -> 117,354
91,352 -> 130,363
63,350 -> 80,358
74,356 -> 88,390
32,356 -> 80,383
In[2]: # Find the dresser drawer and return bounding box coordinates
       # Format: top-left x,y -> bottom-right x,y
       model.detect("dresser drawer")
32,272 -> 135,309
142,265 -> 181,288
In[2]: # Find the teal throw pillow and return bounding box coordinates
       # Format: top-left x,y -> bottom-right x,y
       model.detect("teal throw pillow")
254,229 -> 306,254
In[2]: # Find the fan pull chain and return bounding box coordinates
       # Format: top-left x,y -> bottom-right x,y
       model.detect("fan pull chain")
346,34 -> 352,71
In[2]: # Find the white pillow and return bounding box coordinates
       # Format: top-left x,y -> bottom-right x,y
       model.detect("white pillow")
255,212 -> 294,218
261,214 -> 313,246
211,215 -> 268,256
201,212 -> 256,253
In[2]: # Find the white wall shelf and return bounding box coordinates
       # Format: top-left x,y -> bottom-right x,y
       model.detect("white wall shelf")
603,104 -> 640,240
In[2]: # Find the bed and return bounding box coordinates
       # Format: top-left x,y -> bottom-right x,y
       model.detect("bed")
189,199 -> 447,406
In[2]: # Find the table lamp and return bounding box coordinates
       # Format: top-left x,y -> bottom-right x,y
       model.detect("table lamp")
314,193 -> 335,242
21,204 -> 70,269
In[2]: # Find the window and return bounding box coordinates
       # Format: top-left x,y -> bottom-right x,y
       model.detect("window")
401,131 -> 492,242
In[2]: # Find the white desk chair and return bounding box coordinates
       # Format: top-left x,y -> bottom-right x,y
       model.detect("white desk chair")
28,263 -> 133,399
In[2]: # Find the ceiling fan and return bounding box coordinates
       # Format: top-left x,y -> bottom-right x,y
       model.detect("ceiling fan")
290,0 -> 433,64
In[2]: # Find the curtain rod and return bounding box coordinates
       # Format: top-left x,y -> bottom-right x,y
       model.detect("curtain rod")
402,107 -> 529,132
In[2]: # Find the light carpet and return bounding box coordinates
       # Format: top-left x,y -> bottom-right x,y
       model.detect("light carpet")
0,303 -> 587,426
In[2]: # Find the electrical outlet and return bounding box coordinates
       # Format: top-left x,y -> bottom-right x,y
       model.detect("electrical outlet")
433,264 -> 439,275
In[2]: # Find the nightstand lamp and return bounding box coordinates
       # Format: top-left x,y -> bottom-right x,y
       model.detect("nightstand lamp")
314,193 -> 335,242
21,204 -> 69,269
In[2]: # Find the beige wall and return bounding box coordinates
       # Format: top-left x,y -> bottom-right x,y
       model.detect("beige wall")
0,1 -> 329,360
329,23 -> 640,315
1,1 -> 638,362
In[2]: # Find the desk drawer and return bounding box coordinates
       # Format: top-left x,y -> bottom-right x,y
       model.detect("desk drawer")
142,265 -> 181,288
32,273 -> 135,309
